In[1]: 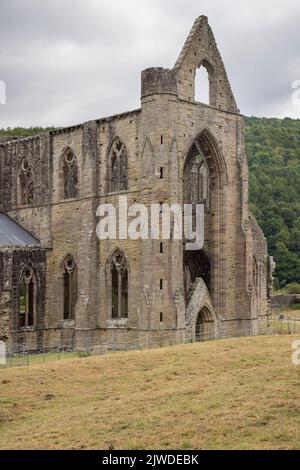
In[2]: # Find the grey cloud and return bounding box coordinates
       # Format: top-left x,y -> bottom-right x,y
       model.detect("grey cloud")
0,0 -> 299,128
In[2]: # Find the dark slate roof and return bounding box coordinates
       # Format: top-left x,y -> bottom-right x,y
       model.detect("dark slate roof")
0,213 -> 40,247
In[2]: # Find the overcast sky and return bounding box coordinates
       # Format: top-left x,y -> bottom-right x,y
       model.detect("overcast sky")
0,0 -> 300,128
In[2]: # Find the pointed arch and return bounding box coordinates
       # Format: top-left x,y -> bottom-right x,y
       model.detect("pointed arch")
195,305 -> 215,341
108,137 -> 128,192
141,137 -> 155,176
19,266 -> 37,328
60,147 -> 79,199
195,59 -> 216,106
106,248 -> 129,319
106,247 -> 130,270
61,254 -> 78,320
17,158 -> 34,205
183,127 -> 228,318
183,127 -> 228,186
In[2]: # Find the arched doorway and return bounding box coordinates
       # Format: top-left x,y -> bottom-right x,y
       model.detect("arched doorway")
195,307 -> 214,342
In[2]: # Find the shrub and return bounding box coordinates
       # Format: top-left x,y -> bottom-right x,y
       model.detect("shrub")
284,283 -> 300,294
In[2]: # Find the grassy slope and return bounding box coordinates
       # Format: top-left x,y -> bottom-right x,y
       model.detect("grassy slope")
1,335 -> 300,450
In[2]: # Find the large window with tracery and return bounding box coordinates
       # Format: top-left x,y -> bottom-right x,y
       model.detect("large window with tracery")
18,159 -> 33,205
62,149 -> 78,199
109,138 -> 128,192
110,251 -> 128,318
19,267 -> 37,328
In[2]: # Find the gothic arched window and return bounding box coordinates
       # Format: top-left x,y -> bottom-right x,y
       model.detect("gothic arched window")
62,149 -> 78,199
194,60 -> 216,107
109,138 -> 128,192
195,66 -> 210,104
62,255 -> 78,320
110,251 -> 128,318
19,267 -> 37,328
253,258 -> 258,289
18,159 -> 33,205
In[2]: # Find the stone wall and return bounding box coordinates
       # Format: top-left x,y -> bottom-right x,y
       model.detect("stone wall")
272,294 -> 300,309
0,250 -> 10,342
0,292 -> 10,342
0,247 -> 46,347
0,136 -> 21,143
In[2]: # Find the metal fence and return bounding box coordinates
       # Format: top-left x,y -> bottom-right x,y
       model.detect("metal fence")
1,314 -> 300,369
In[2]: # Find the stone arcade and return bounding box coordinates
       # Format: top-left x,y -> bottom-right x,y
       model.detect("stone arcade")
0,17 -> 273,350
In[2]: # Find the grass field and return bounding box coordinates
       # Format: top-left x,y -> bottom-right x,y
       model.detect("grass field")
1,334 -> 300,450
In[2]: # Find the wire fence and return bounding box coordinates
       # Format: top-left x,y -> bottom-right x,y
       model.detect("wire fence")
1,313 -> 300,369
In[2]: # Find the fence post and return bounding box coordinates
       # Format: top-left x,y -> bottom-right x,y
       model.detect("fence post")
10,350 -> 12,368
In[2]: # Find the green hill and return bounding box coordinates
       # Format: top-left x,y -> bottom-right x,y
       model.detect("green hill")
246,117 -> 300,289
1,117 -> 300,288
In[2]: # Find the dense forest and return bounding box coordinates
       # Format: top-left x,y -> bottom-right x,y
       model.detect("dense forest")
246,117 -> 300,290
1,118 -> 300,289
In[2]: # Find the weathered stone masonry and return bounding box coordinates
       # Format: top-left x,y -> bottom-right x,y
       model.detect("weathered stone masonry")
0,16 -> 273,349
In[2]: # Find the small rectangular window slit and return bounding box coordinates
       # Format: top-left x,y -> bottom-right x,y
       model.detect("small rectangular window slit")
160,279 -> 163,290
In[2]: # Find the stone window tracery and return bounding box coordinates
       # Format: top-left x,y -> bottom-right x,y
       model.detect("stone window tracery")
62,255 -> 78,320
111,251 -> 128,318
62,149 -> 78,199
18,159 -> 33,205
19,267 -> 36,328
109,138 -> 128,192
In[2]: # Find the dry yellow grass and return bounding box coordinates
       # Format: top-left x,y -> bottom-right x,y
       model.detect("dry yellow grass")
1,335 -> 300,450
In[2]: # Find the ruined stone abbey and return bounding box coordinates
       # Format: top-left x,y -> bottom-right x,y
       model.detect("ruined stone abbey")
0,17 -> 273,350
